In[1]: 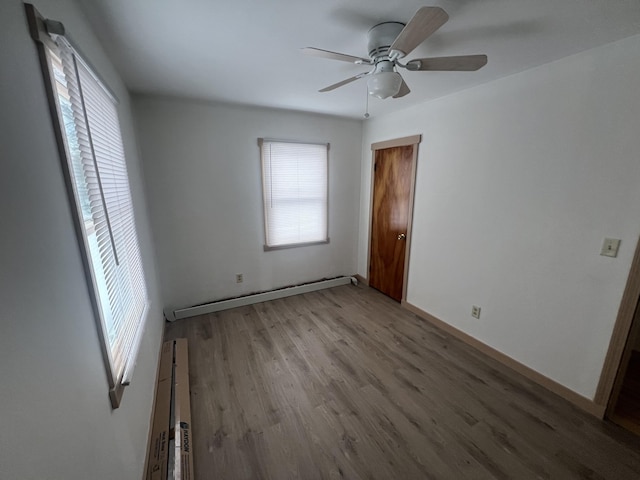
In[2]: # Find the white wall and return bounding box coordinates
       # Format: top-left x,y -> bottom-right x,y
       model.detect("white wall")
134,97 -> 362,312
359,35 -> 640,399
0,1 -> 164,479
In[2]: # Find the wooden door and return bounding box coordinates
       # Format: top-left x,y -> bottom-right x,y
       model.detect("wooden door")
607,300 -> 640,434
369,145 -> 414,301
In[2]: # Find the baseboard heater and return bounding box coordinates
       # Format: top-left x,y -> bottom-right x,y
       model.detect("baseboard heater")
165,275 -> 357,322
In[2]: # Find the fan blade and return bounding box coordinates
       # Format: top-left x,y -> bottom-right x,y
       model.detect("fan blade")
319,72 -> 370,92
301,47 -> 369,64
406,54 -> 487,71
393,77 -> 410,98
390,7 -> 449,58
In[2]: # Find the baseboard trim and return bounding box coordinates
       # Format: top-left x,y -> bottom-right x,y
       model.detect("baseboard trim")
169,276 -> 356,321
354,274 -> 368,286
401,301 -> 606,419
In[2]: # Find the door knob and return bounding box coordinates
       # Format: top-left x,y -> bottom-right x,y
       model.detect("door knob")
397,233 -> 406,240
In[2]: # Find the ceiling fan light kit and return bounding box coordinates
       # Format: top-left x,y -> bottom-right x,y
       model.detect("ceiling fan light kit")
368,71 -> 403,99
302,6 -> 487,101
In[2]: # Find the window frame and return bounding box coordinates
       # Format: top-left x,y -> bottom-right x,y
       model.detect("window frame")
26,4 -> 149,408
258,138 -> 330,251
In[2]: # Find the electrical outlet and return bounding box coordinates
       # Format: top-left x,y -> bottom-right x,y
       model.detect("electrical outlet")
235,273 -> 243,284
471,305 -> 481,319
600,238 -> 621,258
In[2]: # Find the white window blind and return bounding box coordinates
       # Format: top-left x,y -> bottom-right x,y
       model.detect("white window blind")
260,139 -> 329,249
45,38 -> 148,403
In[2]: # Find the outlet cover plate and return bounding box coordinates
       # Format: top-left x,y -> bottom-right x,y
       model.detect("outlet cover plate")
601,238 -> 621,258
471,305 -> 481,319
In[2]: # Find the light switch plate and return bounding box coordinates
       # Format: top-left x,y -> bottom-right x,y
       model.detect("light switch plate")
601,238 -> 621,258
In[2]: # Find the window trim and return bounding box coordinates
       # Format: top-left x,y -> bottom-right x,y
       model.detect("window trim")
26,4 -> 148,408
258,138 -> 330,250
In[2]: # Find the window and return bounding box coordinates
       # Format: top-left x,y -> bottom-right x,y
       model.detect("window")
259,139 -> 329,249
27,5 -> 149,408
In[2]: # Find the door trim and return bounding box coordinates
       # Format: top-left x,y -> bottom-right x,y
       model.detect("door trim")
595,235 -> 640,415
372,135 -> 422,151
366,134 -> 421,302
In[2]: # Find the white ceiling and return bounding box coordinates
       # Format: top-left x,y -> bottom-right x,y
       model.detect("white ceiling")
76,0 -> 640,119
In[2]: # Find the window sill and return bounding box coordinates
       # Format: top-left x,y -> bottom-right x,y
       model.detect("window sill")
264,238 -> 330,251
109,382 -> 126,409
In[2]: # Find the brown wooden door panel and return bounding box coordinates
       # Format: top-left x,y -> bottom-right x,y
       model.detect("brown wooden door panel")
369,145 -> 413,301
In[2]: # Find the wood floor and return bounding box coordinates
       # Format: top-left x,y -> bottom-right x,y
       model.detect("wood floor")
611,351 -> 640,436
165,284 -> 640,479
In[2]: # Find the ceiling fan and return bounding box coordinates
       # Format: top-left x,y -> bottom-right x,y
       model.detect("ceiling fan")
302,7 -> 487,100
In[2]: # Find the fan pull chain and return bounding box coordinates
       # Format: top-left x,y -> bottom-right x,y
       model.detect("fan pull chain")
364,85 -> 370,119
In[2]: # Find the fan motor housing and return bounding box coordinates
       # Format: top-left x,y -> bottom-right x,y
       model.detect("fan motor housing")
367,22 -> 404,59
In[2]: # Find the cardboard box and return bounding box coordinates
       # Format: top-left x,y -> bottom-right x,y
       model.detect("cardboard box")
173,339 -> 194,480
146,341 -> 175,480
145,339 -> 194,480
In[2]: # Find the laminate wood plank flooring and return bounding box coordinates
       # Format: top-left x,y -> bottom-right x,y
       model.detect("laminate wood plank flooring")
165,284 -> 640,479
